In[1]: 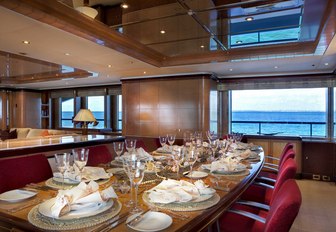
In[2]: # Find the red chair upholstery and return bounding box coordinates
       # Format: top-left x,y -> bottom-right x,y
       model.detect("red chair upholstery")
259,147 -> 295,182
135,139 -> 148,151
219,179 -> 302,232
0,154 -> 53,193
240,158 -> 297,205
87,145 -> 113,166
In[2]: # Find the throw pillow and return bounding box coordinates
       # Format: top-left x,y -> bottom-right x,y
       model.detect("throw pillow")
0,129 -> 17,141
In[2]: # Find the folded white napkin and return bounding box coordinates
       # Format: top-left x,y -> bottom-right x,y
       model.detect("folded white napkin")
148,179 -> 215,204
50,181 -> 117,218
210,157 -> 246,173
122,147 -> 153,161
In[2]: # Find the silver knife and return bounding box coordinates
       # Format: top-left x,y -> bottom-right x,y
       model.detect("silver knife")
127,209 -> 150,227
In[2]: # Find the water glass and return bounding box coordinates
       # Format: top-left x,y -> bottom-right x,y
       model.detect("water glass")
159,135 -> 167,147
183,131 -> 193,148
113,141 -> 124,161
194,131 -> 203,148
185,148 -> 198,180
125,138 -> 137,153
54,153 -> 70,189
167,134 -> 175,150
72,148 -> 89,180
171,146 -> 184,180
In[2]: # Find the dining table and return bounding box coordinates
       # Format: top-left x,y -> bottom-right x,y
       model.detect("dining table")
0,147 -> 264,232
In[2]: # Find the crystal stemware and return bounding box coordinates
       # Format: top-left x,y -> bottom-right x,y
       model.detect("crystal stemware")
167,134 -> 175,151
54,153 -> 70,189
171,146 -> 184,180
209,139 -> 218,161
183,131 -> 193,148
113,141 -> 124,161
125,138 -> 137,153
72,148 -> 89,180
122,154 -> 135,208
159,135 -> 167,148
186,148 -> 198,180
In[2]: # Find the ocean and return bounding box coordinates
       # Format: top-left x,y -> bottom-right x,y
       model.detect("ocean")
62,111 -> 328,137
231,111 -> 326,137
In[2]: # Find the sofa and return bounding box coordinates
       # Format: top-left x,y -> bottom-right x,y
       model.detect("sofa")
0,128 -> 76,141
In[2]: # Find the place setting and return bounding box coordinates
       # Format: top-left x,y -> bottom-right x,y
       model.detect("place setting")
28,180 -> 122,231
46,149 -> 111,189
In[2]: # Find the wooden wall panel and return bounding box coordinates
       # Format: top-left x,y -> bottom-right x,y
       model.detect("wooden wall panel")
122,75 -> 214,138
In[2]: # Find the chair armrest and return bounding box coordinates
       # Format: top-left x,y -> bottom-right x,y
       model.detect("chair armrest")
236,200 -> 271,211
256,176 -> 276,184
253,182 -> 274,189
262,165 -> 279,173
264,162 -> 279,168
264,156 -> 280,161
227,209 -> 266,223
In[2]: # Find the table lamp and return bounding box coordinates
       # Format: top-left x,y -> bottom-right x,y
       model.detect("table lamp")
73,109 -> 98,135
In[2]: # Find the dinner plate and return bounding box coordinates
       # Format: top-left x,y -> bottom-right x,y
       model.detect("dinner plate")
0,189 -> 37,202
201,164 -> 246,175
38,198 -> 114,220
106,167 -> 125,174
127,211 -> 172,232
186,171 -> 208,179
52,177 -> 80,185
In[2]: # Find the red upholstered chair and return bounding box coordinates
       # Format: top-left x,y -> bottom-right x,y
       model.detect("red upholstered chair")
0,154 -> 53,193
219,179 -> 302,232
240,158 -> 297,205
258,147 -> 295,184
135,139 -> 148,151
87,145 -> 113,166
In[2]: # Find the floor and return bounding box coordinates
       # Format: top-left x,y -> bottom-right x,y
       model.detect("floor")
290,179 -> 336,232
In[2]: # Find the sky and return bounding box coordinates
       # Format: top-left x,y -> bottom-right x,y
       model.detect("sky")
232,88 -> 327,112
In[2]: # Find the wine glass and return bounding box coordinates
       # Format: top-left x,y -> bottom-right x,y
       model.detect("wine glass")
167,134 -> 175,151
122,155 -> 135,208
125,138 -> 137,153
171,146 -> 184,180
72,148 -> 89,180
183,131 -> 193,148
185,148 -> 198,180
194,131 -> 203,148
159,135 -> 167,148
113,141 -> 124,161
209,139 -> 218,161
54,153 -> 70,189
125,156 -> 145,213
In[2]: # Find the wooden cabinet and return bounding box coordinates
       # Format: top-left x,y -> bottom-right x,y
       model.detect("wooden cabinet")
302,141 -> 335,181
246,136 -> 302,173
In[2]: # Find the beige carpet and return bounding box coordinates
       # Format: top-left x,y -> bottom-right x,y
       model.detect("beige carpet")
290,179 -> 336,232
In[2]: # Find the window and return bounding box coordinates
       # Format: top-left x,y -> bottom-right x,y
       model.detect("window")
210,91 -> 217,133
334,87 -> 336,137
87,96 -> 104,129
117,95 -> 122,131
231,88 -> 327,137
61,98 -> 74,128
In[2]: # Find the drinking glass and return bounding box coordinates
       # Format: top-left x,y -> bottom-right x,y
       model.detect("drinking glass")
183,131 -> 193,148
171,147 -> 184,180
206,131 -> 215,142
125,138 -> 137,153
194,131 -> 203,148
209,139 -> 218,161
167,134 -> 175,150
185,148 -> 198,180
159,135 -> 167,147
124,156 -> 145,213
54,153 -> 70,189
113,141 -> 124,161
73,148 -> 89,180
122,155 -> 135,208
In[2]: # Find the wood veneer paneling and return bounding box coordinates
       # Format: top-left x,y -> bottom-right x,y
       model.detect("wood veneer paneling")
122,75 -> 215,138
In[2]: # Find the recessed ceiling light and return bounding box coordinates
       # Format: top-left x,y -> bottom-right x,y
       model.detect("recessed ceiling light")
274,66 -> 278,69
143,71 -> 146,74
120,3 -> 129,9
65,53 -> 70,56
160,30 -> 166,34
245,17 -> 254,21
108,64 -> 112,68
236,40 -> 242,44
229,68 -> 233,71
324,62 -> 329,66
22,40 -> 30,44
200,45 -> 205,48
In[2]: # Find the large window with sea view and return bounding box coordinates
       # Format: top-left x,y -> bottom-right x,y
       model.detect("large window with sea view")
61,97 -> 74,128
231,88 -> 327,137
87,96 -> 104,129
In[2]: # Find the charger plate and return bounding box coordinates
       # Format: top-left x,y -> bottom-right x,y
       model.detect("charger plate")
45,178 -> 110,189
142,192 -> 220,212
28,199 -> 121,231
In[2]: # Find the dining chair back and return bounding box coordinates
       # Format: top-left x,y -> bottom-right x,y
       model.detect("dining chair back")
264,179 -> 302,232
0,154 -> 53,193
86,145 -> 113,166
